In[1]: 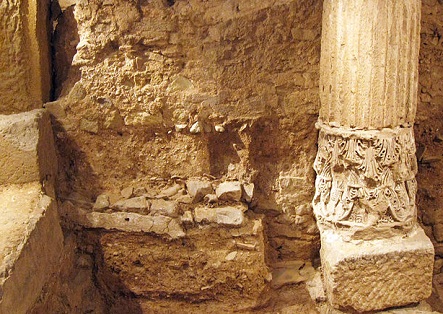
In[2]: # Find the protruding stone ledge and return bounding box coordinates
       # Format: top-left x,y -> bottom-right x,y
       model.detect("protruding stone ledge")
0,183 -> 63,314
320,226 -> 434,312
0,109 -> 57,193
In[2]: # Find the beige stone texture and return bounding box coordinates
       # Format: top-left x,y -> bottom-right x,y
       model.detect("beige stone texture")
0,109 -> 57,192
319,0 -> 421,129
321,226 -> 434,312
96,216 -> 270,311
0,0 -> 51,114
0,183 -> 63,314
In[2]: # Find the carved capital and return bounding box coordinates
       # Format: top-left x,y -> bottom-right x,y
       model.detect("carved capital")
312,122 -> 418,238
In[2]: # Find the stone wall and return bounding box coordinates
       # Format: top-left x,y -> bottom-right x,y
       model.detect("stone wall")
1,0 -> 442,311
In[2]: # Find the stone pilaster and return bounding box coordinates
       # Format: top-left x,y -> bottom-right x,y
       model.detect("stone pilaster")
314,0 -> 434,311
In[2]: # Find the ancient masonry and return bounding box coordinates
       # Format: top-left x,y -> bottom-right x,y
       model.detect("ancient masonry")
313,0 -> 435,312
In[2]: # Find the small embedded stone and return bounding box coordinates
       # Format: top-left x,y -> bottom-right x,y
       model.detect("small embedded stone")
93,194 -> 110,210
175,124 -> 187,132
225,251 -> 237,261
121,186 -> 133,199
112,196 -> 149,212
158,183 -> 181,198
242,183 -> 254,203
186,179 -> 213,203
216,181 -> 242,202
190,122 -> 201,134
214,125 -> 225,132
204,194 -> 218,204
194,205 -> 244,226
150,199 -> 179,218
181,210 -> 194,225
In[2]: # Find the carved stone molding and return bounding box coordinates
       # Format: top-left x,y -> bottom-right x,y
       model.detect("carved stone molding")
312,122 -> 418,238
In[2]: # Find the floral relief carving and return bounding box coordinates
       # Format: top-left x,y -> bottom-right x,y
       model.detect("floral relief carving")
312,123 -> 417,231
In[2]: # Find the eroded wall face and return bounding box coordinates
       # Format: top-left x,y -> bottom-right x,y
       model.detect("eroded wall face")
0,0 -> 51,114
52,0 -> 322,262
33,0 -> 443,311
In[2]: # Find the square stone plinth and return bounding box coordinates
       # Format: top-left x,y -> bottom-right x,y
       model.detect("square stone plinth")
0,183 -> 63,314
320,227 -> 434,312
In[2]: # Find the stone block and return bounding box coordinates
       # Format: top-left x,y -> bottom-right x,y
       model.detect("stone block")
0,183 -> 63,314
320,227 -> 434,312
216,181 -> 242,202
194,205 -> 246,226
0,110 -> 57,189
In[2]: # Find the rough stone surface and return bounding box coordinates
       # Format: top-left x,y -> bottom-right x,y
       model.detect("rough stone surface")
321,227 -> 434,312
150,199 -> 179,218
0,183 -> 63,314
194,205 -> 246,227
95,217 -> 269,311
186,179 -> 214,203
216,181 -> 242,202
0,0 -> 51,114
0,110 -> 57,191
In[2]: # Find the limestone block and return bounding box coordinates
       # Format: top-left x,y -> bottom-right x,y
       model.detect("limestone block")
186,179 -> 213,203
84,211 -> 185,239
216,181 -> 242,202
0,183 -> 63,314
0,0 -> 51,114
0,109 -> 57,189
194,205 -> 246,226
321,227 -> 434,312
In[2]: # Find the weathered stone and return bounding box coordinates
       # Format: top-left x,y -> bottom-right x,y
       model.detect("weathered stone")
242,183 -> 254,203
150,199 -> 179,218
112,196 -> 149,212
190,121 -> 202,134
85,211 -> 185,239
0,110 -> 57,189
214,125 -> 225,132
0,0 -> 51,114
158,183 -> 181,198
186,179 -> 213,203
181,210 -> 194,225
225,251 -> 237,261
216,181 -> 242,202
0,183 -> 63,314
321,227 -> 434,312
93,194 -> 110,210
120,186 -> 134,199
194,205 -> 245,226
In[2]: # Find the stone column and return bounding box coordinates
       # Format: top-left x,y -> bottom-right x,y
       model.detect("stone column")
313,0 -> 434,312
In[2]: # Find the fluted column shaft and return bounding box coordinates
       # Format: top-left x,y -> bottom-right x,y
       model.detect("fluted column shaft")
313,1 -> 434,312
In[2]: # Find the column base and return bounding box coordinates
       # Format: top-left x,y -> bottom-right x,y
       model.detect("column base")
321,225 -> 434,312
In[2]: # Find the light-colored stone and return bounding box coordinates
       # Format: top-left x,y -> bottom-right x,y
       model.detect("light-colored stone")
121,186 -> 134,199
0,0 -> 51,114
181,210 -> 194,225
158,184 -> 181,198
0,110 -> 57,190
84,211 -> 185,239
93,194 -> 110,210
320,227 -> 434,312
225,251 -> 237,261
190,121 -> 202,134
194,205 -> 245,226
0,183 -> 63,314
242,183 -> 254,203
112,196 -> 149,212
216,181 -> 242,202
186,179 -> 213,203
150,199 -> 179,218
